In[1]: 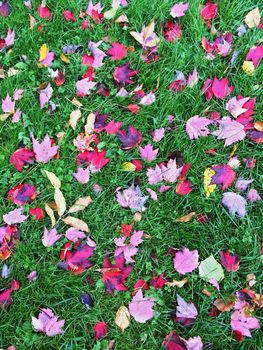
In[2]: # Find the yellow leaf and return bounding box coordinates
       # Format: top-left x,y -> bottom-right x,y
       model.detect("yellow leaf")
54,188 -> 66,216
165,277 -> 188,288
71,97 -> 83,108
68,196 -> 92,213
39,44 -> 47,62
85,113 -> 95,135
242,61 -> 255,76
245,7 -> 261,28
45,203 -> 56,227
44,170 -> 61,189
115,306 -> 130,332
104,7 -> 117,19
229,144 -> 237,157
63,216 -> 90,233
121,162 -> 136,172
29,15 -> 36,30
61,53 -> 69,64
69,109 -> 82,130
204,168 -> 216,197
0,113 -> 10,121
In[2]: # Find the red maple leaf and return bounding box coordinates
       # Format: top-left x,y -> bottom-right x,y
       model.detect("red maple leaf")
99,254 -> 133,296
10,148 -> 35,172
219,250 -> 240,272
113,62 -> 139,86
211,164 -> 235,190
76,149 -> 110,170
117,125 -> 142,150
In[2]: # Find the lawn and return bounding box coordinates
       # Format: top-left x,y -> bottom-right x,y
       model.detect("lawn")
0,0 -> 262,349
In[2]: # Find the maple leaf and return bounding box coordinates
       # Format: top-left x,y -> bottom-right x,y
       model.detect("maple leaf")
186,116 -> 212,139
212,117 -> 246,146
139,92 -> 155,106
10,148 -> 35,172
42,228 -> 62,247
130,20 -> 160,49
116,185 -> 148,211
65,228 -> 86,242
163,331 -> 187,350
117,125 -> 142,150
174,294 -> 198,326
63,10 -> 76,22
200,1 -> 218,20
94,322 -> 108,340
7,183 -> 37,206
32,308 -> 65,336
163,20 -> 182,43
185,337 -> 203,350
128,290 -> 154,323
0,1 -> 11,17
76,78 -> 96,96
113,62 -> 139,86
29,207 -> 44,220
173,248 -> 199,275
231,310 -> 260,337
139,144 -> 158,162
39,83 -> 53,108
32,134 -> 58,163
246,45 -> 263,68
146,164 -> 163,185
187,67 -> 199,87
88,41 -> 106,68
73,167 -> 90,184
170,2 -> 189,18
219,251 -> 240,272
38,4 -> 52,19
211,77 -> 234,99
161,159 -> 183,183
99,253 -> 133,296
2,94 -> 15,113
222,192 -> 247,217
105,120 -> 123,135
151,127 -> 165,142
3,208 -> 28,225
226,97 -> 249,118
86,0 -> 103,23
247,189 -> 261,202
0,280 -> 20,310
76,149 -> 110,171
106,42 -> 127,61
211,164 -> 235,191
235,178 -> 253,191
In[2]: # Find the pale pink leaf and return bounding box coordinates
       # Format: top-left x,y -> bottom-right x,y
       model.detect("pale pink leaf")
151,127 -> 165,142
226,97 -> 249,118
161,159 -> 183,183
231,310 -> 260,337
147,164 -> 163,185
88,41 -> 106,68
139,144 -> 158,162
171,2 -> 189,18
65,228 -> 86,242
128,290 -> 154,323
73,167 -> 90,184
186,116 -> 212,139
2,95 -> 15,113
185,336 -> 203,350
222,192 -> 247,217
42,228 -> 62,247
173,248 -> 199,275
247,189 -> 261,202
32,308 -> 65,337
3,208 -> 28,225
212,117 -> 246,146
147,188 -> 158,200
139,92 -> 155,105
187,67 -> 199,87
76,78 -> 96,96
32,134 -> 58,163
176,294 -> 198,320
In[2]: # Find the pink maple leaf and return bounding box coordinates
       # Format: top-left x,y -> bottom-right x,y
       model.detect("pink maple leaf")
161,159 -> 183,183
106,42 -> 127,61
222,192 -> 247,217
246,46 -> 263,68
114,231 -> 143,263
211,164 -> 235,191
116,185 -> 148,212
63,10 -> 76,22
170,2 -> 189,18
94,321 -> 108,340
31,134 -> 58,163
247,189 -> 261,203
76,78 -> 96,96
187,67 -> 199,87
211,77 -> 234,99
219,250 -> 240,272
147,188 -> 158,200
2,94 -> 15,113
38,4 -> 52,20
231,310 -> 260,337
129,290 -> 154,323
3,208 -> 28,225
42,228 -> 62,247
105,120 -> 123,135
65,228 -> 86,242
235,178 -> 253,191
151,127 -> 165,142
175,294 -> 198,326
39,83 -> 53,109
173,248 -> 199,275
226,97 -> 250,118
73,167 -> 90,184
32,308 -> 65,336
88,41 -> 106,68
185,336 -> 203,350
212,117 -> 246,146
139,144 -> 158,162
13,89 -> 24,100
4,29 -> 15,47
139,92 -> 156,105
147,164 -> 163,185
186,115 -> 212,139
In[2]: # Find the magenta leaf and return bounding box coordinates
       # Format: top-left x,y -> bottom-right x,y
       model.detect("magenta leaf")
173,248 -> 199,275
117,125 -> 142,149
211,164 -> 235,191
211,77 -> 234,99
219,250 -> 240,272
106,42 -> 127,61
113,62 -> 139,86
10,148 -> 35,172
129,289 -> 154,323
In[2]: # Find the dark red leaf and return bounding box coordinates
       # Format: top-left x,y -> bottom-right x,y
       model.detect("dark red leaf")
219,250 -> 240,272
211,77 -> 234,99
151,273 -> 166,289
117,125 -> 142,150
163,331 -> 187,350
10,148 -> 35,172
54,71 -> 65,86
163,21 -> 182,42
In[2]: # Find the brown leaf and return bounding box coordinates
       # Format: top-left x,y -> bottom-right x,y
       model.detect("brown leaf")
29,15 -> 36,30
245,8 -> 260,28
69,109 -> 82,130
115,306 -> 130,332
165,278 -> 188,288
202,289 -> 212,297
246,273 -> 256,287
54,188 -> 66,216
68,196 -> 92,213
254,121 -> 263,131
213,298 -> 235,312
63,216 -> 90,233
45,203 -> 56,227
176,212 -> 196,222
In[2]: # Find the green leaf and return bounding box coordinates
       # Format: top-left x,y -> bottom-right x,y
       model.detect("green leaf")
199,255 -> 224,282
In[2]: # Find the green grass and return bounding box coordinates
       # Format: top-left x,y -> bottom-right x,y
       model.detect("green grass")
0,0 -> 262,349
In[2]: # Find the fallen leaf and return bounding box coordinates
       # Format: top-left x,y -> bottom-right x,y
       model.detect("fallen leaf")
174,248 -> 199,275
68,196 -> 92,213
222,192 -> 247,217
42,227 -> 62,247
165,278 -> 188,288
69,109 -> 82,130
45,203 -> 56,226
176,212 -> 196,222
244,8 -> 260,28
44,170 -> 61,189
199,255 -> 224,282
128,289 -> 154,323
115,306 -> 130,332
63,216 -> 90,232
54,188 -> 66,216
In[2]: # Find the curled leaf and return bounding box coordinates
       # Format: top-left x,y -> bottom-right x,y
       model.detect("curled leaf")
63,216 -> 90,233
115,306 -> 130,332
